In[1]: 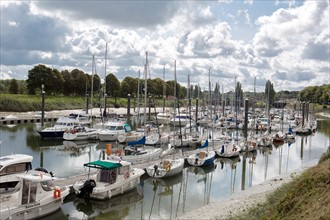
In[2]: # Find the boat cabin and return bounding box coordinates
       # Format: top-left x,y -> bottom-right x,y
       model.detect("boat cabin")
0,154 -> 33,193
84,160 -> 131,184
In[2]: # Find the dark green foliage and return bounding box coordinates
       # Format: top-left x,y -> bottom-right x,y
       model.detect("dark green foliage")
299,84 -> 330,104
8,79 -> 19,94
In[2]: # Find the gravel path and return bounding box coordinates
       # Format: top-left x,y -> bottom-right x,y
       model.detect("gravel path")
177,160 -> 318,220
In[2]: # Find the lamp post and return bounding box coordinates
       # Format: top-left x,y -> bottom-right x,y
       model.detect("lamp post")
41,84 -> 45,128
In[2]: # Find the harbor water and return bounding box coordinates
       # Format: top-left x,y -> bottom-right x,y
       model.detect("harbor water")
0,118 -> 329,219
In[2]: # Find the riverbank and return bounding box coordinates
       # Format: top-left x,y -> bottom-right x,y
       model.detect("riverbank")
177,160 -> 318,220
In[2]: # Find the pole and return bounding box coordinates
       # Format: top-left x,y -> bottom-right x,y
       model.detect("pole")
127,94 -> 131,124
41,84 -> 45,128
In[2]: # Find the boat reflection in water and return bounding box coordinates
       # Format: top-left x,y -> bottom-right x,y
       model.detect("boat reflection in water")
216,156 -> 241,195
0,119 -> 329,220
60,188 -> 143,219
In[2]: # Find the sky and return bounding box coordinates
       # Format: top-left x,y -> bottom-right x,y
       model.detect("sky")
0,0 -> 329,93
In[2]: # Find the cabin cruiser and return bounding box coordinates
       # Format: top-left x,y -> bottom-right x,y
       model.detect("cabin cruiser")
72,158 -> 145,200
0,154 -> 54,195
98,121 -> 127,141
38,115 -> 90,138
169,113 -> 194,127
0,172 -> 69,220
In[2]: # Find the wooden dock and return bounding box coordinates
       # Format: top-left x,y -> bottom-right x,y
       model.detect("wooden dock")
0,116 -> 58,126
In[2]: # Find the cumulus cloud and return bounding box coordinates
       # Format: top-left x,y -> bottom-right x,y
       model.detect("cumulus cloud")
0,0 -> 328,93
32,1 -> 183,28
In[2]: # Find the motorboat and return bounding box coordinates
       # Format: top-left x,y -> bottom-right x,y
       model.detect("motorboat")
186,140 -> 216,167
38,115 -> 90,138
169,113 -> 194,127
154,112 -> 173,125
98,121 -> 126,142
145,158 -> 184,179
0,172 -> 69,220
0,154 -> 54,194
63,126 -> 99,141
120,140 -> 163,164
72,158 -> 145,200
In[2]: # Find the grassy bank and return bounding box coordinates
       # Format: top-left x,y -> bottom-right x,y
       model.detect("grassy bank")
1,94 -> 329,113
0,94 -> 191,112
232,147 -> 330,220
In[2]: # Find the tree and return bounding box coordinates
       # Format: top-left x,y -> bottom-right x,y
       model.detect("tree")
121,76 -> 137,97
235,82 -> 243,107
26,64 -> 54,95
8,79 -> 19,94
151,78 -> 164,97
62,70 -> 74,96
265,80 -> 276,106
106,73 -> 121,98
71,69 -> 88,96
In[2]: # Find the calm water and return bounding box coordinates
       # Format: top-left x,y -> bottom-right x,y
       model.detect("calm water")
0,118 -> 329,220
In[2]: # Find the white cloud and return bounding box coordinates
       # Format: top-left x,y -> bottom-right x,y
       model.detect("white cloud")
0,0 -> 328,93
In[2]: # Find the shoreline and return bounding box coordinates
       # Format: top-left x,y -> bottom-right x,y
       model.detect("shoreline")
177,160 -> 318,220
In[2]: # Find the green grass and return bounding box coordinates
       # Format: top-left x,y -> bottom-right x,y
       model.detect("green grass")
229,147 -> 330,220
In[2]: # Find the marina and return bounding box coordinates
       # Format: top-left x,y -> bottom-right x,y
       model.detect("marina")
0,112 -> 329,220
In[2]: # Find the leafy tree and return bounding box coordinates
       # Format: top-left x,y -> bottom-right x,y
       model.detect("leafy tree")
121,76 -> 137,97
235,81 -> 243,107
26,64 -> 54,95
52,69 -> 64,95
62,70 -> 74,95
151,78 -> 164,97
166,80 -> 181,97
71,69 -> 88,96
106,73 -> 121,98
265,80 -> 276,106
179,86 -> 187,99
8,79 -> 19,94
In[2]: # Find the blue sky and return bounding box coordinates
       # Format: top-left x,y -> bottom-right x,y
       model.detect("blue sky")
0,0 -> 329,92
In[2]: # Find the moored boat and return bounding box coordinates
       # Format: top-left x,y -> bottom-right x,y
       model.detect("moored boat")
0,172 -> 69,220
186,140 -> 216,167
72,158 -> 145,200
145,158 -> 184,179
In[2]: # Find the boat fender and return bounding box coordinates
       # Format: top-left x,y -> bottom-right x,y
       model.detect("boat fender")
53,188 -> 61,199
124,171 -> 130,179
115,149 -> 121,156
165,164 -> 171,172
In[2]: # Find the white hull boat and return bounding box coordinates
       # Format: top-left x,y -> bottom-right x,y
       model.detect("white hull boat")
216,142 -> 241,158
63,126 -> 99,141
0,173 -> 69,220
146,158 -> 184,178
98,121 -> 126,142
72,158 -> 144,200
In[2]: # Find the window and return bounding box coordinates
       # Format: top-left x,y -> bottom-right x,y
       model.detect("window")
21,179 -> 37,205
0,163 -> 27,176
41,180 -> 54,191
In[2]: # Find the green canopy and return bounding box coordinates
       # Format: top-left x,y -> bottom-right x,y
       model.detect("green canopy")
84,160 -> 122,169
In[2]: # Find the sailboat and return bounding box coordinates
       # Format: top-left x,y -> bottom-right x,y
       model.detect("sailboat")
146,61 -> 185,178
186,140 -> 216,167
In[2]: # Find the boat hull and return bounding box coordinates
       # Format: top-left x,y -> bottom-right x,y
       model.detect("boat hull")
73,169 -> 144,200
146,158 -> 184,178
186,151 -> 216,167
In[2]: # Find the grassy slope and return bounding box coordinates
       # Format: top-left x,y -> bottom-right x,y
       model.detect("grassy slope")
233,147 -> 330,220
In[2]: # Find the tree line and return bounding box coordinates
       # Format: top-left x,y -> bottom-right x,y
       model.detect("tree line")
1,64 -> 324,106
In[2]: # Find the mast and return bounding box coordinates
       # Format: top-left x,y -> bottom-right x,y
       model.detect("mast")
137,70 -> 141,127
90,55 -> 95,121
143,52 -> 148,128
103,42 -> 108,117
163,65 -> 166,112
